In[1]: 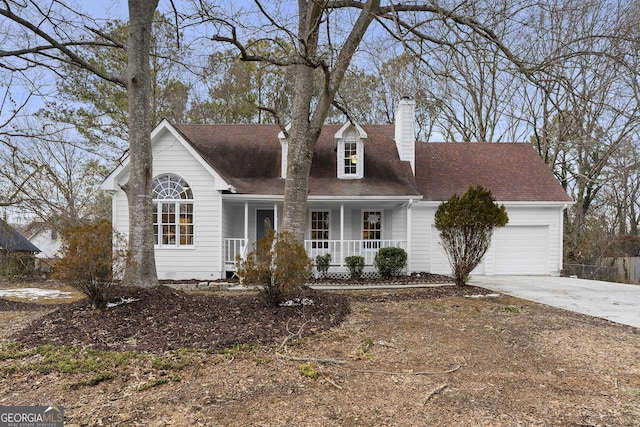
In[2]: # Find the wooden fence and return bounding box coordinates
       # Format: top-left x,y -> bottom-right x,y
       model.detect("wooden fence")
599,257 -> 640,284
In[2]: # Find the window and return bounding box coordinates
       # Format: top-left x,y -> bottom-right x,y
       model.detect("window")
310,211 -> 330,249
343,141 -> 358,175
152,174 -> 194,247
363,211 -> 382,249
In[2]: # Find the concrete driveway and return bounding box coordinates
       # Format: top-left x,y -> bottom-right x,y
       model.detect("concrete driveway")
470,275 -> 640,329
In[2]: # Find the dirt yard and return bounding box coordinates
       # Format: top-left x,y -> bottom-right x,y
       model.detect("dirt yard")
1,279 -> 639,426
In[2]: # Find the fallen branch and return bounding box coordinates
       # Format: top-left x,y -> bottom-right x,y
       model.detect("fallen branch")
322,375 -> 343,390
345,364 -> 461,376
423,384 -> 448,404
276,353 -> 345,365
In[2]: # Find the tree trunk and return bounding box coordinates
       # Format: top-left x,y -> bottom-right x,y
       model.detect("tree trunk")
281,0 -> 379,241
122,0 -> 159,287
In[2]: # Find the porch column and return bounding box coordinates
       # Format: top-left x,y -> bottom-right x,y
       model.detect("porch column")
244,202 -> 249,243
340,203 -> 344,267
407,199 -> 413,274
273,202 -> 278,232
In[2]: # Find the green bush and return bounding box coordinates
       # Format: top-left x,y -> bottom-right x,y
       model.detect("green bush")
345,255 -> 365,279
374,247 -> 407,278
435,185 -> 508,286
237,225 -> 313,306
315,253 -> 332,278
54,219 -> 128,308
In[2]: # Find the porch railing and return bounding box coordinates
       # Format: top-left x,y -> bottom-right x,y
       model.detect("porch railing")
224,238 -> 248,267
305,239 -> 407,265
226,238 -> 407,268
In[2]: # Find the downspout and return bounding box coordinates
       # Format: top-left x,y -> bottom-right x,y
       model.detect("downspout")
407,199 -> 413,274
274,202 -> 279,232
243,202 -> 249,256
560,203 -> 568,275
340,203 -> 345,267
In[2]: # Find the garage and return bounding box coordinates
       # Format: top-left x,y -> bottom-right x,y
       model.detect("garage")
430,225 -> 550,275
493,225 -> 549,275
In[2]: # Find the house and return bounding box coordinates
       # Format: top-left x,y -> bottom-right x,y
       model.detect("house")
0,218 -> 41,275
100,99 -> 572,281
25,221 -> 62,260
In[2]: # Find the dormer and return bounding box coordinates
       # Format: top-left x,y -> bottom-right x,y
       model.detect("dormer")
335,122 -> 367,179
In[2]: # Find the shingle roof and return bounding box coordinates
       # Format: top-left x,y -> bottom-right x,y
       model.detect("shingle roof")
174,123 -> 422,197
171,123 -> 571,203
0,219 -> 40,253
415,142 -> 572,202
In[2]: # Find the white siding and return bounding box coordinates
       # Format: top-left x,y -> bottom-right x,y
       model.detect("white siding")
408,205 -> 431,272
111,131 -> 224,280
411,203 -> 565,276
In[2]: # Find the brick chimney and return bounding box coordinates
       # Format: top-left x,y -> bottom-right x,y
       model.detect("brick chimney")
394,97 -> 416,174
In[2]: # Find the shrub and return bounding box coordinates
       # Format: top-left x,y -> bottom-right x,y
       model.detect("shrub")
435,185 -> 508,286
345,255 -> 364,279
374,247 -> 407,278
315,253 -> 331,278
54,219 -> 128,308
237,225 -> 313,306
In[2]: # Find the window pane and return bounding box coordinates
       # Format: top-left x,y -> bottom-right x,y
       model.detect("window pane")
310,211 -> 329,249
363,211 -> 382,240
179,202 -> 194,245
153,179 -> 194,247
344,142 -> 357,174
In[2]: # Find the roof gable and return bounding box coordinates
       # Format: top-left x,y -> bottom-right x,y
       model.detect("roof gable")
415,142 -> 572,202
101,120 -> 231,192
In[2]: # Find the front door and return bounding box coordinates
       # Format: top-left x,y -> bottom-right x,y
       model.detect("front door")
256,209 -> 275,240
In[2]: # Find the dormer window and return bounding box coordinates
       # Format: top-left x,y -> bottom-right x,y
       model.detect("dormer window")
335,122 -> 366,179
343,140 -> 358,175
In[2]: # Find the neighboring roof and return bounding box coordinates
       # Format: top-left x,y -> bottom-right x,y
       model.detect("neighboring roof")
415,142 -> 572,202
173,123 -> 422,197
0,219 -> 41,253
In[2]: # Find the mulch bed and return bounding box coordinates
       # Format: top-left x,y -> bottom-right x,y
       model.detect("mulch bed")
6,273 -> 489,355
9,285 -> 351,354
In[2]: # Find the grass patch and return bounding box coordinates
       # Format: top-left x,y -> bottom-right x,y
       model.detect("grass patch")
497,305 -> 521,313
356,337 -> 375,360
68,371 -> 115,389
0,343 -> 196,390
299,362 -> 318,379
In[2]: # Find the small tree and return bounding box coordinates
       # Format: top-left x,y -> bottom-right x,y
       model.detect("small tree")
237,223 -> 312,306
54,219 -> 128,308
435,186 -> 508,286
374,247 -> 407,278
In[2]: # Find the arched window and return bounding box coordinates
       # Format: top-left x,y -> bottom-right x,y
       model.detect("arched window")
152,174 -> 194,247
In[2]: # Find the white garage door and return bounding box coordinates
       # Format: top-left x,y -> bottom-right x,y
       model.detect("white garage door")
494,226 -> 549,274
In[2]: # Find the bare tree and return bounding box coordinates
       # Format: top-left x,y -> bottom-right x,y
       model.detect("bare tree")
0,0 -> 160,286
189,0 -> 531,241
524,0 -> 640,255
0,119 -> 109,231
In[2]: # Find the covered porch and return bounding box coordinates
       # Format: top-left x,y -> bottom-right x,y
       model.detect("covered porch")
222,197 -> 415,276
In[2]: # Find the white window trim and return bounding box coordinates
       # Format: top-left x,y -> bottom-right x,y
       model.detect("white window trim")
337,138 -> 364,179
309,210 -> 331,241
362,210 -> 383,240
152,174 -> 195,249
154,200 -> 196,249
